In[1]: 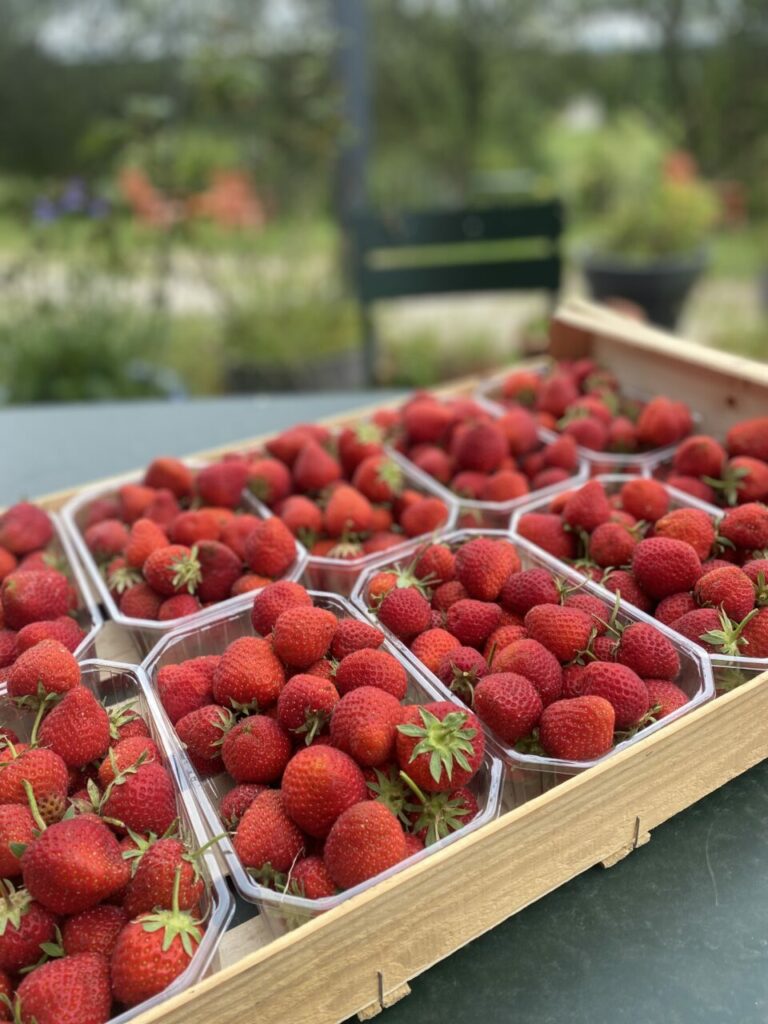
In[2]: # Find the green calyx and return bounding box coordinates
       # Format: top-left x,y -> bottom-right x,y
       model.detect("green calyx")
293,707 -> 331,746
754,571 -> 768,608
447,666 -> 479,707
700,607 -> 758,655
514,729 -> 545,756
614,702 -> 663,741
171,545 -> 202,595
353,421 -> 385,446
397,707 -> 477,784
326,537 -> 365,560
106,565 -> 142,595
375,459 -> 404,496
138,867 -> 203,957
0,879 -> 32,937
703,465 -> 750,507
107,701 -> 141,741
366,766 -> 410,824
399,771 -> 473,847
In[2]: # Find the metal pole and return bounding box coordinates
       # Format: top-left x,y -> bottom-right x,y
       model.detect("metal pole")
332,0 -> 371,223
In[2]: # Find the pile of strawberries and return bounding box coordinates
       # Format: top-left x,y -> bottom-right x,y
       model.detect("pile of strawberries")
488,359 -> 693,454
0,647 -> 213,1023
377,392 -> 583,509
77,456 -> 299,622
654,415 -> 768,507
0,503 -> 88,675
245,422 -> 451,563
360,534 -> 694,762
514,478 -> 768,659
153,583 -> 487,899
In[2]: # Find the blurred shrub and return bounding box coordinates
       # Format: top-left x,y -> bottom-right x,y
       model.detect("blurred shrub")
377,328 -> 499,387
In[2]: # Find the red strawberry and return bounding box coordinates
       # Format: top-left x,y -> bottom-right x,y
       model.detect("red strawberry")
97,737 -> 160,786
0,881 -> 57,974
377,587 -> 432,641
221,715 -> 292,783
193,540 -> 241,602
473,672 -> 543,744
453,538 -> 520,602
452,421 -> 508,473
7,639 -> 80,699
278,495 -> 324,539
142,544 -> 201,597
330,687 -> 402,766
15,951 -> 112,1024
655,591 -> 697,626
406,784 -> 478,846
276,674 -> 340,742
251,581 -> 312,634
601,568 -> 654,613
176,704 -> 232,763
615,622 -> 681,681
102,760 -> 177,836
14,616 -> 85,655
247,457 -> 292,505
212,637 -> 285,710
352,455 -> 403,503
446,599 -> 502,647
720,456 -> 768,504
144,456 -> 194,498
480,470 -> 529,502
234,789 -> 305,874
671,607 -> 727,653
654,508 -> 716,561
673,435 -> 727,479
499,567 -> 559,615
123,837 -> 204,918
490,639 -> 562,705
282,745 -> 367,837
119,582 -> 162,620
144,488 -> 181,528
436,646 -> 489,703
395,701 -> 484,792
266,425 -> 320,465
536,373 -> 579,417
272,606 -> 338,669
523,605 -> 594,663
562,415 -> 609,451
632,537 -> 702,599
62,905 -> 128,958
515,513 -> 577,560
619,478 -> 670,523
636,396 -> 689,448
0,547 -> 17,584
158,593 -> 202,620
583,661 -> 650,728
561,663 -> 589,698
0,805 -> 35,878
402,399 -> 453,443
665,474 -> 717,504
157,659 -> 215,724
118,483 -> 156,523
338,422 -> 385,474
196,459 -> 249,508
719,503 -> 768,551
451,471 -> 487,499
170,509 -> 222,546
740,607 -> 768,657
219,514 -> 262,560
219,784 -> 266,828
244,517 -> 297,577
293,440 -> 342,493
727,417 -> 768,463
399,496 -> 449,538
607,416 -> 639,453
539,696 -> 615,760
289,855 -> 338,898
0,504 -> 53,556
323,485 -> 374,538
0,748 -> 68,823
588,522 -> 637,568
37,687 -> 110,768
324,801 -> 406,889
501,369 -> 541,406
124,518 -> 169,569
645,679 -> 689,719
410,446 -> 454,484
0,630 -> 14,668
330,619 -> 384,660
483,624 -> 526,658
334,648 -> 408,700
1,570 -> 71,630
497,406 -> 540,454
694,565 -> 756,621
22,815 -> 130,914
410,628 -> 461,674
84,518 -> 130,559
562,481 -> 613,533
540,434 -> 579,472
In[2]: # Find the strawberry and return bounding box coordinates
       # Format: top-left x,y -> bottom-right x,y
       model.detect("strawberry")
453,538 -> 520,602
473,672 -> 543,744
0,805 -> 35,878
196,459 -> 249,508
194,540 -> 242,602
480,470 -> 529,502
395,701 -> 484,792
221,715 -> 293,783
233,789 -> 305,873
501,369 -> 541,405
405,784 -> 478,846
0,630 -> 14,668
0,504 -> 53,556
289,855 -> 337,898
15,951 -> 112,1024
176,704 -> 232,763
330,619 -> 384,660
14,616 -> 84,655
37,687 -> 110,768
588,522 -> 637,568
212,637 -> 285,710
410,446 -> 454,484
144,456 -> 194,498
251,581 -> 313,635
84,518 -> 130,559
101,758 -> 177,836
0,748 -> 68,823
673,435 -> 727,479
324,801 -> 406,890
244,517 -> 296,577
169,509 -> 221,546
1,570 -> 71,630
119,582 -> 162,620
446,599 -> 502,647
123,837 -> 204,918
266,425 -> 320,465
562,415 -> 609,451
247,457 -> 292,505
561,481 -> 613,533
158,594 -> 202,620
694,565 -> 756,621
561,663 -> 589,698
644,680 -> 689,719
293,440 -> 342,492
540,434 -> 579,472
282,745 -> 367,837
217,514 -> 261,560
451,471 -> 486,499
740,607 -> 768,656
619,478 -> 670,523
601,569 -> 654,613
515,513 -> 577,560
323,485 -> 374,538
335,649 -> 408,700
453,421 -> 507,473
377,587 -> 432,641
523,605 -> 594,663
0,881 -> 57,975
219,784 -> 266,828
716,456 -> 768,504
0,547 -> 17,584
499,567 -> 559,615
653,508 -> 715,561
143,543 -> 201,596
483,624 -> 526,658
436,647 -> 489,703
22,815 -> 130,914
399,496 -> 449,538
402,399 -> 453,444
583,661 -> 649,728
671,608 -> 727,653
607,416 -> 639,453
118,483 -> 156,523
410,628 -> 461,674
330,687 -> 402,766
277,495 -> 324,539
615,622 -> 681,681
272,606 -> 338,669
539,696 -> 616,760
98,737 -> 160,786
536,373 -> 579,417
110,872 -> 204,1008
61,905 -> 127,959
431,580 -> 468,611
726,416 -> 768,463
655,591 -> 697,626
337,422 -> 386,474
144,488 -> 181,528
490,639 -> 562,706
124,518 -> 169,569
352,455 -> 403,503
157,659 -> 216,724
632,536 -> 703,600
276,674 -> 340,742
719,503 -> 768,551
636,396 -> 689,448
665,475 -> 718,504
7,640 -> 80,699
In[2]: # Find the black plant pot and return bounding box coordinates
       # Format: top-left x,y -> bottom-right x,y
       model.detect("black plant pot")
224,349 -> 365,394
582,251 -> 707,329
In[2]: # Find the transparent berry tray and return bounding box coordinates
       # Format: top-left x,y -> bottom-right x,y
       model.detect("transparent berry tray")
140,591 -> 504,934
0,659 -> 234,1024
350,528 -> 714,795
60,461 -> 308,653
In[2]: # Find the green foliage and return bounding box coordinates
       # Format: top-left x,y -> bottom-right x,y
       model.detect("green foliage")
377,328 -> 500,388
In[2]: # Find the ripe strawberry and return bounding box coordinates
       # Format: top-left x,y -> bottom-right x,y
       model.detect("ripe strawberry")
246,457 -> 292,506
655,591 -> 697,626
665,475 -> 718,504
272,606 -> 338,669
377,587 -> 431,641
473,672 -> 543,744
84,518 -> 130,559
330,687 -> 402,766
7,639 -> 80,699
196,459 -> 249,508
501,369 -> 541,405
176,704 -> 232,763
220,783 -> 266,828
607,416 -> 639,453
324,801 -> 406,890
429,580 -> 466,612
119,582 -> 162,620
490,639 -> 562,706
536,373 -> 579,417
399,496 -> 449,538
244,517 -> 297,577
619,478 -> 670,523
218,514 -> 262,560
142,544 -> 201,597
484,624 -> 526,658
654,508 -> 716,561
212,637 -> 285,710
479,468 -> 529,502
0,547 -> 17,585
436,646 -> 488,703
452,421 -> 508,474
169,509 -> 221,546
727,417 -> 768,463
451,471 -> 487,499
540,433 -> 579,472
221,715 -> 292,783
192,540 -> 241,603
673,435 -> 727,479
671,608 -> 726,653
0,881 -> 57,975
157,659 -> 215,724
15,951 -> 112,1024
562,415 -> 609,451
514,513 -> 577,560
402,398 -> 453,444
0,504 -> 53,556
124,518 -> 169,569
334,648 -> 408,700
37,687 -> 110,768
453,538 -> 520,602
410,445 -> 454,484
539,696 -> 616,760
601,568 -> 654,613
0,748 -> 68,823
561,481 -> 612,533
1,570 -> 71,630
632,537 -> 702,599
561,663 -> 589,698
351,455 -> 402,504
60,905 -> 128,960
266,424 -> 319,465
14,616 -> 85,655
158,594 -> 202,620
446,599 -> 502,647
719,503 -> 768,551
718,456 -> 768,504
636,396 -> 689,448
615,622 -> 681,681
323,485 -> 374,539
144,488 -> 181,528
589,521 -> 637,568
694,566 -> 756,621
583,661 -> 650,728
292,440 -> 342,493
100,758 -> 177,835
119,483 -> 157,523
233,789 -> 305,875
282,745 -> 367,837
278,495 -> 324,538
645,680 -> 689,719
743,559 -> 768,601
98,737 -> 160,787
143,456 -> 194,498
499,567 -> 559,615
330,619 -> 384,660
123,837 -> 204,918
0,629 -> 14,668
251,581 -> 312,635
740,607 -> 768,657
277,674 -> 340,742
22,815 -> 130,914
0,805 -> 35,878
410,628 -> 461,674
406,784 -> 479,846
337,422 -> 385,475
290,855 -> 337,898
395,702 -> 484,792
523,604 -> 594,663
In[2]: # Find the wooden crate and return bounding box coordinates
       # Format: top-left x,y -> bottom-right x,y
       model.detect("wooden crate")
29,301 -> 768,1024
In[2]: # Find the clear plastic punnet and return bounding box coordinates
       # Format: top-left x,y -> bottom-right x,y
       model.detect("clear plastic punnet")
350,528 -> 715,797
140,591 -> 505,934
60,462 -> 308,653
0,659 -> 234,1024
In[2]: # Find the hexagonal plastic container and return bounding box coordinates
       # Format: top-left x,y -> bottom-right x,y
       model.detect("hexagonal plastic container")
61,462 -> 308,654
350,528 -> 715,796
0,659 -> 234,1024
141,591 -> 505,934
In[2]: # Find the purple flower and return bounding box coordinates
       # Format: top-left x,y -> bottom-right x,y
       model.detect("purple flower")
33,197 -> 58,224
60,177 -> 87,214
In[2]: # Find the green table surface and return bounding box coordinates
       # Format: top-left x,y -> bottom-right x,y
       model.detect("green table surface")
3,394 -> 768,1024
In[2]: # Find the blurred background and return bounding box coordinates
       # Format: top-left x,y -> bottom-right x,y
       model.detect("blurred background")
0,0 -> 766,404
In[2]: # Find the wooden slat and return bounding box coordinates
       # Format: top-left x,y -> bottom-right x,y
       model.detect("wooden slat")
358,257 -> 561,301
